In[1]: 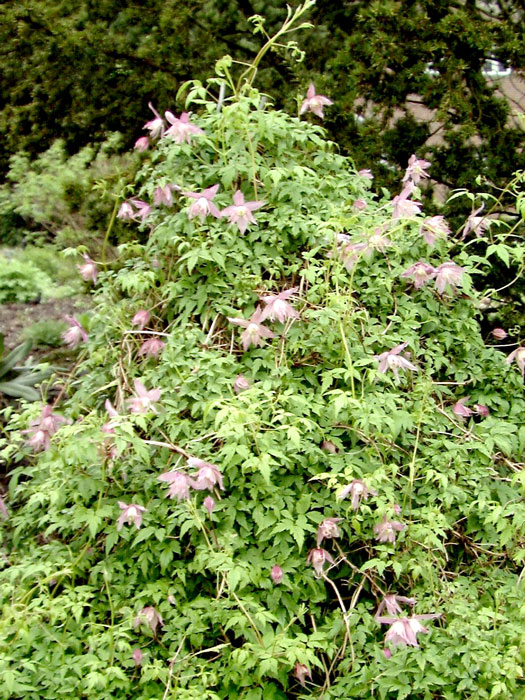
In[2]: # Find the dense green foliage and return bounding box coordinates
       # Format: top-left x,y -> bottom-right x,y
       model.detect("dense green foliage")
1,0 -> 523,198
1,26 -> 524,697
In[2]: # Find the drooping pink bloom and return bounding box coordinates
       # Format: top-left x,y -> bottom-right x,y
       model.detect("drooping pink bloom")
491,328 -> 507,340
358,169 -> 374,179
203,496 -> 215,515
117,502 -> 146,531
462,204 -> 491,239
129,199 -> 151,222
228,307 -> 276,352
132,648 -> 143,666
402,154 -> 431,185
419,216 -> 450,247
316,517 -> 343,547
337,241 -> 368,271
259,287 -> 299,323
132,310 -> 150,329
383,647 -> 392,659
158,470 -> 193,501
271,565 -> 283,584
338,479 -> 376,510
321,440 -> 338,453
188,457 -> 224,491
434,262 -> 465,295
134,137 -> 149,152
300,83 -> 333,119
375,342 -> 419,379
138,337 -> 166,358
233,374 -> 250,394
392,185 -> 423,219
117,201 -> 135,220
133,606 -> 163,634
0,495 -> 7,519
506,346 -> 525,378
353,198 -> 367,211
77,253 -> 97,283
127,379 -> 161,414
143,103 -> 165,139
22,404 -> 68,452
101,399 -> 119,434
376,594 -> 417,617
373,517 -> 405,543
307,547 -> 335,577
401,261 -> 436,289
153,185 -> 173,207
474,404 -> 490,418
62,316 -> 88,349
293,662 -> 311,686
453,397 -> 473,418
183,184 -> 221,222
366,229 -> 392,254
165,111 -> 204,144
221,190 -> 265,234
392,503 -> 402,516
376,614 -> 440,647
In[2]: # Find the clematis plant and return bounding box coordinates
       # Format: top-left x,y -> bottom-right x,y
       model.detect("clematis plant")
316,517 -> 343,547
300,83 -> 333,119
116,502 -> 146,531
506,346 -> 525,378
259,287 -> 300,323
143,103 -> 165,139
188,457 -> 224,491
376,594 -> 416,617
165,111 -> 204,144
270,565 -> 283,584
138,338 -> 166,358
158,470 -> 193,501
401,261 -> 436,289
132,310 -> 150,329
338,479 -> 376,510
77,254 -> 97,283
62,316 -> 88,349
402,154 -> 431,185
22,405 -> 68,452
221,190 -> 265,234
376,613 -> 440,648
419,215 -> 450,247
228,307 -> 276,351
133,606 -> 163,634
375,342 -> 418,379
127,379 -> 161,414
434,262 -> 465,295
183,184 -> 221,222
373,517 -> 405,543
307,547 -> 335,577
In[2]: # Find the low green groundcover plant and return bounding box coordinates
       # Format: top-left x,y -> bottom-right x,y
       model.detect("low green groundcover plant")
1,9 -> 524,699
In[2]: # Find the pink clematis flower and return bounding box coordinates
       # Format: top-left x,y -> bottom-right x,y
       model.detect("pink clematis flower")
366,229 -> 392,254
353,198 -> 367,211
358,168 -> 374,179
117,502 -> 146,531
127,379 -> 161,414
101,399 -> 119,434
293,662 -> 312,686
392,181 -> 423,219
271,565 -> 283,584
188,457 -> 224,491
221,190 -> 265,234
338,479 -> 376,510
491,328 -> 507,340
419,216 -> 450,247
228,307 -> 276,352
130,199 -> 151,222
77,254 -> 97,283
453,397 -> 473,418
143,103 -> 165,139
474,404 -> 490,418
134,137 -> 149,152
434,262 -> 465,295
133,606 -> 163,634
22,405 -> 68,452
132,310 -> 150,329
0,494 -> 8,519
307,547 -> 335,577
376,594 -> 417,617
165,111 -> 204,144
373,517 -> 405,543
132,648 -> 143,666
376,614 -> 440,648
321,440 -> 338,453
316,517 -> 343,547
203,496 -> 216,515
402,154 -> 431,185
183,184 -> 221,222
462,204 -> 491,239
233,374 -> 251,394
401,261 -> 436,289
117,201 -> 135,220
259,287 -> 299,323
158,470 -> 193,501
62,316 -> 88,349
300,83 -> 333,119
506,346 -> 525,378
138,338 -> 166,358
153,185 -> 174,207
375,342 -> 418,379
118,199 -> 151,222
